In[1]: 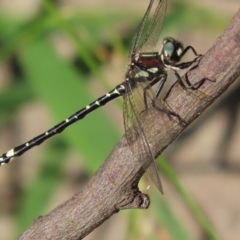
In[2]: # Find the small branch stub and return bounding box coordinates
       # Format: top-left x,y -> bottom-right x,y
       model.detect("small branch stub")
116,192 -> 150,210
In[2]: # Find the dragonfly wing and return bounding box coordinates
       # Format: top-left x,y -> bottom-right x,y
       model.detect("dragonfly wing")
138,0 -> 167,52
130,0 -> 167,56
146,161 -> 163,194
129,0 -> 154,56
123,65 -> 164,193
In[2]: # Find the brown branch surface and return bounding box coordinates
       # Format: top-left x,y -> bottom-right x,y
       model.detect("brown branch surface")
18,8 -> 240,240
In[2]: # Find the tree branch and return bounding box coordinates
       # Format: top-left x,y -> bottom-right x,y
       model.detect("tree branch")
18,8 -> 240,240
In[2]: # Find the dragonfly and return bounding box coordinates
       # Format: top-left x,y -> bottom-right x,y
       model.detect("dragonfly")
0,0 -> 202,193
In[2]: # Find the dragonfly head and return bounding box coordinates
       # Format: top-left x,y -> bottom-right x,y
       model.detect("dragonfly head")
161,37 -> 184,64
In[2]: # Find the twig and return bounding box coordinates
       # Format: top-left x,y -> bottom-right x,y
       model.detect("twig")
18,8 -> 240,240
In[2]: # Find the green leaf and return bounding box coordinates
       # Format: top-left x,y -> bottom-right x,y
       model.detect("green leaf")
0,81 -> 35,123
151,194 -> 193,240
18,38 -> 120,172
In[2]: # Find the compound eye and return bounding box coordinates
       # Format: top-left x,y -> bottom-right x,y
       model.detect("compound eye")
163,41 -> 175,58
161,37 -> 184,63
163,36 -> 175,44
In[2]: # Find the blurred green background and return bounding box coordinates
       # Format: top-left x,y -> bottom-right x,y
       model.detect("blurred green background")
0,0 -> 238,240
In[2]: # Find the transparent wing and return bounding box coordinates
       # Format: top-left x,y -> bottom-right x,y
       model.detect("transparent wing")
130,0 -> 167,56
138,0 -> 167,52
129,0 -> 154,56
123,66 -> 164,193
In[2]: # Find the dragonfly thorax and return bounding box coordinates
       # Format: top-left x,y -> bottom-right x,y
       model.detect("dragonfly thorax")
131,52 -> 165,82
160,37 -> 184,65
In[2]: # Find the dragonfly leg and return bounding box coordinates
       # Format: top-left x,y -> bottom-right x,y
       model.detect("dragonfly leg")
153,74 -> 167,99
150,75 -> 186,125
180,45 -> 202,60
152,100 -> 186,126
174,56 -> 201,70
173,64 -> 215,90
142,76 -> 165,109
173,45 -> 202,70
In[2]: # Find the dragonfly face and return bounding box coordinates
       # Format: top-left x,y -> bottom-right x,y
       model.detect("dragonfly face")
160,37 -> 184,65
